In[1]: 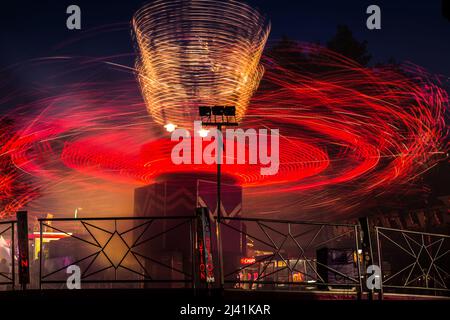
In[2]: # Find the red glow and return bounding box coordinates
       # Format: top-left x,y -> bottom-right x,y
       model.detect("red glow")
0,44 -> 447,218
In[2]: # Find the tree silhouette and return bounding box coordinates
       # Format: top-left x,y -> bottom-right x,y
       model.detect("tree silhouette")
327,25 -> 371,66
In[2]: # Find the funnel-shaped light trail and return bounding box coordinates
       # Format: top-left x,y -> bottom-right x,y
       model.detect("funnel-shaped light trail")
133,0 -> 270,128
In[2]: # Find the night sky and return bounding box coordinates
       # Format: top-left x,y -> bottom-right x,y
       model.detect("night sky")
1,0 -> 449,78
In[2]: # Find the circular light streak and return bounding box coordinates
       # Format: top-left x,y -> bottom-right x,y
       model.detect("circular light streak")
0,42 -> 447,218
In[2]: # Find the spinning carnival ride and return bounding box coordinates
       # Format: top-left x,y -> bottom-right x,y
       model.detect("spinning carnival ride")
0,0 -> 447,220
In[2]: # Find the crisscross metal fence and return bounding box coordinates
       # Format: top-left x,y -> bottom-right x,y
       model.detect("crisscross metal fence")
0,220 -> 15,290
375,226 -> 450,296
38,216 -> 196,289
218,217 -> 362,293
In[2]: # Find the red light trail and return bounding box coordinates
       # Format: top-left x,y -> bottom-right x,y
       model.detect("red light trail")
0,43 -> 447,219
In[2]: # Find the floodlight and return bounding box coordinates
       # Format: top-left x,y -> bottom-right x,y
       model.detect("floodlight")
212,106 -> 225,116
224,106 -> 236,116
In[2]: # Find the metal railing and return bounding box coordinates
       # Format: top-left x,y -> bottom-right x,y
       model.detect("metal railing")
375,226 -> 450,296
0,213 -> 445,299
35,215 -> 363,293
38,216 -> 197,289
0,220 -> 15,290
218,216 -> 362,294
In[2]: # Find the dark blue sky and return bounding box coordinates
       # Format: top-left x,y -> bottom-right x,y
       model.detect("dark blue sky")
1,0 -> 449,76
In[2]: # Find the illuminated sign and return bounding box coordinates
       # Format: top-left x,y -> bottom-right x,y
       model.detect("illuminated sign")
293,272 -> 304,282
277,260 -> 287,268
240,257 -> 256,265
196,207 -> 215,284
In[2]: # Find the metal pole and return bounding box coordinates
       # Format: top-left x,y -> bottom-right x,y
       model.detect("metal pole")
190,219 -> 196,291
39,220 -> 43,290
217,123 -> 222,224
216,123 -> 224,288
354,225 -> 363,300
375,227 -> 383,300
11,222 -> 15,290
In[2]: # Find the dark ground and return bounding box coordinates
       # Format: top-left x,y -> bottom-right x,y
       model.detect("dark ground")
0,288 -> 448,319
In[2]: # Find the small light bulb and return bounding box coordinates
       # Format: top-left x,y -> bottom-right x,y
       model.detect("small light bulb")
164,123 -> 177,132
198,128 -> 209,137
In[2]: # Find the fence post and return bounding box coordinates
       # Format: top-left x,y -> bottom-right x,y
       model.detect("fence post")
354,224 -> 363,299
375,227 -> 383,300
16,211 -> 30,290
39,219 -> 43,290
11,221 -> 15,290
195,207 -> 217,289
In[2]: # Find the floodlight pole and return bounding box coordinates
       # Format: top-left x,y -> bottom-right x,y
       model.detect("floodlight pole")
200,106 -> 237,289
217,123 -> 222,224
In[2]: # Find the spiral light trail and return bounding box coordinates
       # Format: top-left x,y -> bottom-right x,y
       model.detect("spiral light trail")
0,41 -> 447,219
0,1 -> 448,219
132,0 -> 270,128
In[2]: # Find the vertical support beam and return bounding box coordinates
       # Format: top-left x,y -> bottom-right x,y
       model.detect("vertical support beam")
200,106 -> 238,290
217,123 -> 222,224
359,216 -> 374,300
375,227 -> 383,300
39,219 -> 43,290
11,221 -> 15,290
354,224 -> 363,299
16,211 -> 30,290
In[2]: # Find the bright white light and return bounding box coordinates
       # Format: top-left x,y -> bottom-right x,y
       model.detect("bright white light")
164,123 -> 177,132
198,128 -> 209,137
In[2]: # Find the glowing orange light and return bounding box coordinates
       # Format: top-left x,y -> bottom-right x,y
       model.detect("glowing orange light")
164,123 -> 177,132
